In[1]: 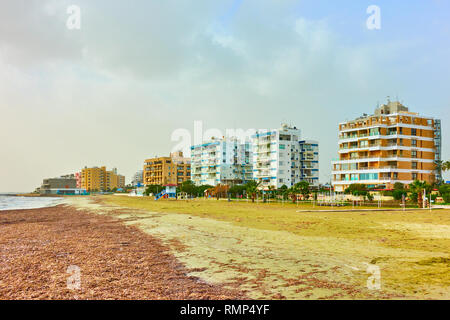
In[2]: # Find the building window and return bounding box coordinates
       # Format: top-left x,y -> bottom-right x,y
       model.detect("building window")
412,162 -> 418,170
411,129 -> 417,136
411,140 -> 417,147
412,173 -> 418,180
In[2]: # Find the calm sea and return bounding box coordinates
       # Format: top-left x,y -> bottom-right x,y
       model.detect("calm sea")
0,195 -> 63,211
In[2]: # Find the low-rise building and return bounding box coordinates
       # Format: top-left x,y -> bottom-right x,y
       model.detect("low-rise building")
39,175 -> 77,195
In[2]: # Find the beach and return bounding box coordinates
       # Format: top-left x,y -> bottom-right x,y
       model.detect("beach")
0,202 -> 243,300
1,196 -> 449,300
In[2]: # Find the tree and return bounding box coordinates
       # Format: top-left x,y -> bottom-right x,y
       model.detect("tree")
196,184 -> 213,197
392,182 -> 407,201
144,184 -> 162,196
435,160 -> 443,182
180,180 -> 196,196
393,182 -> 405,191
439,184 -> 450,203
442,161 -> 450,172
267,186 -> 276,199
409,180 -> 431,206
345,184 -> 367,196
245,181 -> 261,203
296,181 -> 310,199
288,185 -> 299,203
278,185 -> 289,200
229,185 -> 246,198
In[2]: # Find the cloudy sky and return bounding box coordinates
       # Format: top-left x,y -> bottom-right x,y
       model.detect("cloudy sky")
0,0 -> 449,192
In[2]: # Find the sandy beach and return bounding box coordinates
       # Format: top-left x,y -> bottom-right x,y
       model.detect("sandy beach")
0,203 -> 244,300
1,196 -> 449,300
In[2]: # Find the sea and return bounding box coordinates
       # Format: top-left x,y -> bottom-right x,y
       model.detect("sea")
0,195 -> 64,211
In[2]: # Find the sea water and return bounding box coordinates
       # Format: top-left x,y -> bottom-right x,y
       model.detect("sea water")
0,195 -> 63,211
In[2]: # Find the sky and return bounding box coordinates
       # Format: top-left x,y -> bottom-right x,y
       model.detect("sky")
0,0 -> 449,192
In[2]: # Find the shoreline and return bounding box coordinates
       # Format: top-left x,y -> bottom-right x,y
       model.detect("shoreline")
0,204 -> 244,300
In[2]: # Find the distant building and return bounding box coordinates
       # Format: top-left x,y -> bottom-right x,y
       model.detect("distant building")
190,137 -> 253,186
81,166 -> 125,191
332,101 -> 440,192
434,119 -> 442,182
39,175 -> 77,195
252,124 -> 319,190
299,140 -> 320,186
75,172 -> 82,188
131,170 -> 144,186
143,152 -> 191,186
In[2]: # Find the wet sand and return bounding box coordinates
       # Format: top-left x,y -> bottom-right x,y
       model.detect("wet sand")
0,204 -> 244,300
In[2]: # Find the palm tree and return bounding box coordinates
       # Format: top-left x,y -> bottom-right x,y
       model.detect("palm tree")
245,181 -> 261,203
267,185 -> 276,199
296,181 -> 310,200
288,185 -> 299,203
435,160 -> 443,182
277,185 -> 289,201
443,161 -> 450,172
409,180 -> 431,206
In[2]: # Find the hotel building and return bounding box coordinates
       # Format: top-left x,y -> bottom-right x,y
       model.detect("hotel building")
252,124 -> 319,190
81,166 -> 125,191
143,151 -> 191,186
190,137 -> 252,186
332,101 -> 441,192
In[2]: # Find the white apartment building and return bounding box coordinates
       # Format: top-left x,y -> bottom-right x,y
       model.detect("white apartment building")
252,124 -> 319,190
190,137 -> 253,186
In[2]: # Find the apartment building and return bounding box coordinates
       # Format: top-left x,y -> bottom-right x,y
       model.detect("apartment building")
434,119 -> 442,182
300,140 -> 320,185
332,101 -> 440,192
190,137 -> 253,186
81,166 -> 125,191
143,151 -> 191,186
252,124 -> 319,190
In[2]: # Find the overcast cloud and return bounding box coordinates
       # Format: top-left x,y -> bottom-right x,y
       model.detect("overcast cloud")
0,0 -> 449,192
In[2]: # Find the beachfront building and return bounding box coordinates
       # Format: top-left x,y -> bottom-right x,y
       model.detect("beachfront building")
190,137 -> 253,186
143,151 -> 191,186
38,175 -> 77,194
81,166 -> 125,192
332,101 -> 440,192
252,124 -> 319,190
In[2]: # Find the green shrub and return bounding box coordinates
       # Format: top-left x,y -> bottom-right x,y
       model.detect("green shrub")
393,190 -> 407,201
